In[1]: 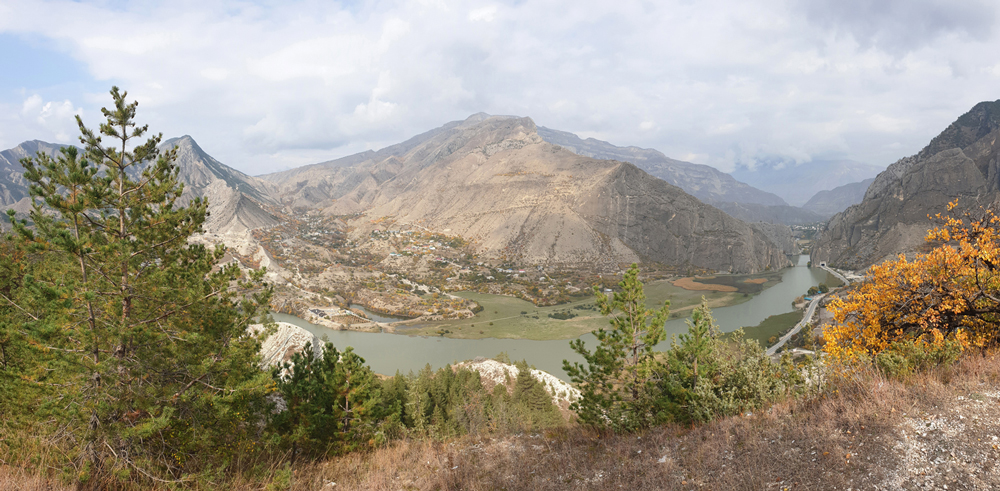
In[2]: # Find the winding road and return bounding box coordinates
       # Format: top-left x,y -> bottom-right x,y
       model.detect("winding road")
766,293 -> 825,356
819,264 -> 850,286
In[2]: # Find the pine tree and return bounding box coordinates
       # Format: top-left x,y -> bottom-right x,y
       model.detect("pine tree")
659,299 -> 724,423
6,87 -> 273,484
271,342 -> 382,462
563,264 -> 669,431
511,361 -> 562,430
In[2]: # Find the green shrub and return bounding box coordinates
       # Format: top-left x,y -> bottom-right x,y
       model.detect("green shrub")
874,338 -> 962,378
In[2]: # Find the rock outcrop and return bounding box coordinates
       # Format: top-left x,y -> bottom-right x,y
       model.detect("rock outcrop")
251,322 -> 323,368
454,358 -> 580,408
813,100 -> 1000,269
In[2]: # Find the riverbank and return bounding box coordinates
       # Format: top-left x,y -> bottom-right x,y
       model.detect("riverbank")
397,271 -> 782,341
272,256 -> 836,380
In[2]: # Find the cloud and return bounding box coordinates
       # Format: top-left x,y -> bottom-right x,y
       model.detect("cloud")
0,0 -> 997,176
795,0 -> 997,54
2,94 -> 84,146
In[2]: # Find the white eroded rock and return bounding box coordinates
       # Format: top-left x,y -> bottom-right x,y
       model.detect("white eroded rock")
454,358 -> 581,406
249,322 -> 323,368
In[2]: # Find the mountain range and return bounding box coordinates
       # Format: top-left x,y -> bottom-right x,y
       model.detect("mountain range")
536,126 -> 787,207
0,140 -> 67,218
802,178 -> 876,219
5,110 -> 917,273
260,114 -> 790,272
813,100 -> 1000,269
1,115 -> 796,273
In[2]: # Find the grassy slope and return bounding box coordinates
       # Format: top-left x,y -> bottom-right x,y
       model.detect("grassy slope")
277,352 -> 1000,490
739,311 -> 803,346
11,354 -> 1000,489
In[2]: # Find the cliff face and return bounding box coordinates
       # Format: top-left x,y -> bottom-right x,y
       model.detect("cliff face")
264,115 -> 790,273
160,136 -> 281,234
813,101 -> 1000,269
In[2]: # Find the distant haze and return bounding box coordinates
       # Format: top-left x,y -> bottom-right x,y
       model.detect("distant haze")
732,159 -> 885,206
1,0 -> 999,177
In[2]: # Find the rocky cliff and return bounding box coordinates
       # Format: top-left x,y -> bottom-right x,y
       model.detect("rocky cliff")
813,100 -> 1000,269
159,136 -> 280,234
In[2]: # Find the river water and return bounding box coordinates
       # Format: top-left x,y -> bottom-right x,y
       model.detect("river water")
273,256 -> 833,381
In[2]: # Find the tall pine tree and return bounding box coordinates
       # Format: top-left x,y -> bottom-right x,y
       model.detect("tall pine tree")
563,264 -> 669,431
6,87 -> 273,485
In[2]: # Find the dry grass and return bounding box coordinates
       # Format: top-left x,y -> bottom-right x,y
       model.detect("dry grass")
302,352 -> 1000,490
672,277 -> 738,293
5,353 -> 1000,490
743,278 -> 768,285
0,466 -> 73,491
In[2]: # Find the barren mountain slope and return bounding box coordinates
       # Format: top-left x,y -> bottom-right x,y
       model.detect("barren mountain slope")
0,140 -> 71,212
265,115 -> 789,273
160,136 -> 280,234
813,100 -> 1000,269
712,201 -> 825,226
258,115 -> 478,212
537,126 -> 787,207
802,178 -> 875,218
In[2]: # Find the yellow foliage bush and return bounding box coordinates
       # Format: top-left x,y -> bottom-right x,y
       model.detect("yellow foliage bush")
826,202 -> 1000,362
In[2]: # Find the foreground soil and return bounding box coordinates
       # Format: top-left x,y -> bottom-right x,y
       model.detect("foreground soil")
6,353 -> 999,490
299,353 -> 1000,490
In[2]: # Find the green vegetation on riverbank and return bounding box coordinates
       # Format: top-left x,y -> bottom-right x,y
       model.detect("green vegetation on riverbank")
402,273 -> 779,340
738,311 -> 802,346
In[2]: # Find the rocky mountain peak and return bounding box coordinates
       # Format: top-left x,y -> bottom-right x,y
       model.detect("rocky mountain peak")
262,114 -> 790,273
813,100 -> 1000,269
919,100 -> 1000,160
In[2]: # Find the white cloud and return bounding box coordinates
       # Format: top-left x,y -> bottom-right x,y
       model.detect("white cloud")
469,6 -> 498,22
12,94 -> 83,144
0,0 -> 997,176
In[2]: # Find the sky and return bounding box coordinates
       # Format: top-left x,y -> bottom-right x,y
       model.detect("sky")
1,0 -> 998,177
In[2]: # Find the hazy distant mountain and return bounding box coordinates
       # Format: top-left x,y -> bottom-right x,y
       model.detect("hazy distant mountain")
712,202 -> 826,226
159,136 -> 280,234
802,178 -> 876,218
732,159 -> 884,207
813,100 -> 1000,269
536,126 -> 787,207
0,137 -> 278,234
263,114 -> 790,273
0,140 -> 71,211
